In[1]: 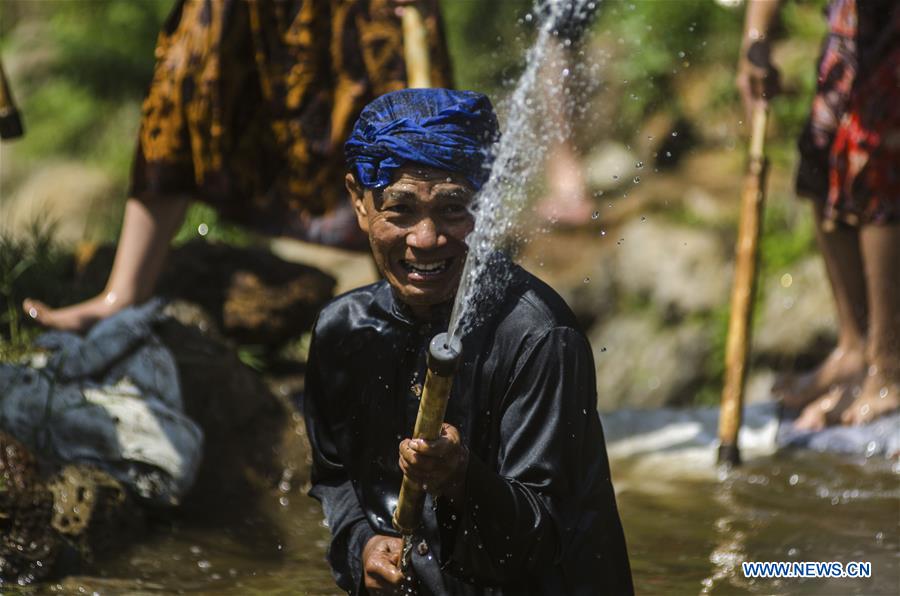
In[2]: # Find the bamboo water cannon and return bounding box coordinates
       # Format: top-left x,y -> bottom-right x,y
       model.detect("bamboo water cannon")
717,103 -> 769,467
393,332 -> 462,577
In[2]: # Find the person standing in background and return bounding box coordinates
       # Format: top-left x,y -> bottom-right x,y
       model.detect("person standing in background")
737,0 -> 900,429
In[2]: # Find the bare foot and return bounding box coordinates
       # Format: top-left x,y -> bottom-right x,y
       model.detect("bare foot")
841,366 -> 900,426
793,384 -> 858,432
772,346 -> 866,410
22,293 -> 127,334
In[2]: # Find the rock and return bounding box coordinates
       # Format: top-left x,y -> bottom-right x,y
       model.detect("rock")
613,218 -> 732,316
0,432 -> 58,584
0,432 -> 140,587
745,368 -> 778,404
754,256 -> 837,357
584,142 -> 638,192
0,162 -> 115,246
682,185 -> 735,225
156,303 -> 311,519
590,312 -> 712,410
80,241 -> 336,347
556,249 -> 618,330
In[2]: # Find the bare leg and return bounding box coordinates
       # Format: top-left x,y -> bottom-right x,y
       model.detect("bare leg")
777,205 -> 868,409
23,194 -> 189,333
842,222 -> 900,425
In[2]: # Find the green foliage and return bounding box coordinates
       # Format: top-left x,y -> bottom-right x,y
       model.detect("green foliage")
3,0 -> 169,178
173,203 -> 256,248
442,0 -> 532,93
0,223 -> 74,361
596,0 -> 743,136
760,193 -> 816,272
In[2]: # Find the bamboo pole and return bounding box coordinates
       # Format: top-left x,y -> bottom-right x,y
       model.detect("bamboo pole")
717,104 -> 769,467
392,333 -> 461,582
401,4 -> 432,88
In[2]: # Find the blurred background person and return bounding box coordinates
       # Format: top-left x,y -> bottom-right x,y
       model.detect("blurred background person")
737,0 -> 900,429
22,0 -> 451,332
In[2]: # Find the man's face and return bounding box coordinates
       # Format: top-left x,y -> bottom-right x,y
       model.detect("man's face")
348,165 -> 475,317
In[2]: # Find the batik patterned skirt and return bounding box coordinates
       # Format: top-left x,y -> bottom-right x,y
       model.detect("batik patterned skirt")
795,0 -> 899,227
129,0 -> 452,247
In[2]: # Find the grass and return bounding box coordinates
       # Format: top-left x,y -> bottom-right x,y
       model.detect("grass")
0,221 -> 73,361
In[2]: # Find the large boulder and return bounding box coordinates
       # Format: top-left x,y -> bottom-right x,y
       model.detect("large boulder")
590,312 -> 712,410
754,256 -> 836,357
612,218 -> 732,316
155,301 -> 310,518
0,162 -> 115,245
79,241 -> 336,347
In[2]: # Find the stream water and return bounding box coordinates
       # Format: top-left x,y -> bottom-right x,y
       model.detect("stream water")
35,434 -> 897,595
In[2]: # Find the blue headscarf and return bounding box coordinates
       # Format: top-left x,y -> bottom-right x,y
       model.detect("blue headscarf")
345,89 -> 500,190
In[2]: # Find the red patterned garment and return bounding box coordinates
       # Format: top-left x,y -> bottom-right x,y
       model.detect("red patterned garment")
795,0 -> 900,226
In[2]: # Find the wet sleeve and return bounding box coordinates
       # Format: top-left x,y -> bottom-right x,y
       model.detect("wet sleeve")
303,331 -> 375,594
438,327 -> 598,584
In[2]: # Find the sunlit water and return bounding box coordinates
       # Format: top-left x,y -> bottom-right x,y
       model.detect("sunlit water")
32,414 -> 897,595
448,0 -> 598,341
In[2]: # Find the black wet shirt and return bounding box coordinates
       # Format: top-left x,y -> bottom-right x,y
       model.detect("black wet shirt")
304,265 -> 633,595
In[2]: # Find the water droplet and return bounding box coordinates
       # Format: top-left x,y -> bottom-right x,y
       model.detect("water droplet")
640,216 -> 646,222
592,211 -> 599,219
789,474 -> 800,486
865,441 -> 878,457
198,223 -> 209,236
780,273 -> 793,288
671,131 -> 679,137
583,277 -> 590,284
635,161 -> 644,168
879,387 -> 889,399
600,229 -> 607,236
600,347 -> 607,352
633,176 -> 641,184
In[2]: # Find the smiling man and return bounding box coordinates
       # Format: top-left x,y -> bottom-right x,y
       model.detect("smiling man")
304,89 -> 632,595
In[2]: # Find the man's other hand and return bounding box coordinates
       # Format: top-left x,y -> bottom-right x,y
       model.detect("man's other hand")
363,535 -> 404,593
399,423 -> 468,501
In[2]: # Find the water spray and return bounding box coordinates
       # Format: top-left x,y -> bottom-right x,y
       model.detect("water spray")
392,332 -> 462,579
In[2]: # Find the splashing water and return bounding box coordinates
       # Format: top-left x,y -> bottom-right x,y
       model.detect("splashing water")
448,0 -> 599,342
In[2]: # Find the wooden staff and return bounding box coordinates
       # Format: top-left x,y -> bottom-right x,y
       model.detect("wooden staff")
392,333 -> 461,577
401,3 -> 432,88
717,104 -> 769,467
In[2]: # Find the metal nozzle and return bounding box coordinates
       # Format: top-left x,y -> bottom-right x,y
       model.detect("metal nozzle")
427,332 -> 462,376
